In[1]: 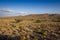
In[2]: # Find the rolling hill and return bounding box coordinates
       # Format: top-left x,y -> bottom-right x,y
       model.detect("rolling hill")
0,14 -> 60,40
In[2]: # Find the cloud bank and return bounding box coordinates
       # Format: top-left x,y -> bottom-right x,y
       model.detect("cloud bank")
0,9 -> 29,16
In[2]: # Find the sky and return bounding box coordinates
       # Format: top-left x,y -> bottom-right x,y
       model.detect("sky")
0,0 -> 60,16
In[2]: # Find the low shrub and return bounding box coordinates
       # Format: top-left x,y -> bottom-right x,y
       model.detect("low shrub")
15,19 -> 22,23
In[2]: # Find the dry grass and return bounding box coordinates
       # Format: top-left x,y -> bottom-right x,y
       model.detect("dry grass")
0,14 -> 60,40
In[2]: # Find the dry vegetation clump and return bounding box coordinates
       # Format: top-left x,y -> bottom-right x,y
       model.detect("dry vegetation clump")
0,14 -> 60,40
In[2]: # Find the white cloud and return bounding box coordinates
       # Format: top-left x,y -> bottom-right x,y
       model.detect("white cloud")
0,9 -> 29,16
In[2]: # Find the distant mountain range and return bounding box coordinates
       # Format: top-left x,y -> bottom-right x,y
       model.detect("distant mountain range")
0,9 -> 60,17
0,9 -> 29,16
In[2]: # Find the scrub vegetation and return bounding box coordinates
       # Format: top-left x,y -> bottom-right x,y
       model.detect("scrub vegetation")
0,14 -> 60,40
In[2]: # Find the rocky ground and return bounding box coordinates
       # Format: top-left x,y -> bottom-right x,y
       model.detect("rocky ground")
0,14 -> 60,40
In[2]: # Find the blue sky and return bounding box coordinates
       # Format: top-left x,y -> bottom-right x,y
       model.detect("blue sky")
0,0 -> 60,15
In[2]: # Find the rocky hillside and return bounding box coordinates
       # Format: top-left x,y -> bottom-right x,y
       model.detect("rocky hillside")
0,14 -> 60,40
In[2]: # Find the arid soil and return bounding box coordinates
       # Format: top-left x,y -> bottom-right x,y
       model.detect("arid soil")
0,14 -> 60,40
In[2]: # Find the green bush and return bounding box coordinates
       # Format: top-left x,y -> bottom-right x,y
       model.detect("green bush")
15,19 -> 22,23
35,20 -> 41,23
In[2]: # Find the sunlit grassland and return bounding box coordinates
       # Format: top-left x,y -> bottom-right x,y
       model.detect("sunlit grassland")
0,14 -> 60,40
